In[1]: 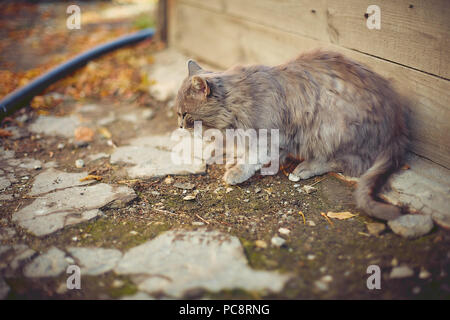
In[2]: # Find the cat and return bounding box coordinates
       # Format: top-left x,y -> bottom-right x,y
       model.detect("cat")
175,50 -> 409,221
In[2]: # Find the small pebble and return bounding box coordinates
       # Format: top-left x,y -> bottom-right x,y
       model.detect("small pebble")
129,231 -> 138,235
112,280 -> 124,288
314,280 -> 329,291
174,182 -> 195,190
390,265 -> 414,279
388,214 -> 434,239
57,143 -> 65,150
271,236 -> 286,247
366,222 -> 386,236
321,275 -> 333,283
192,221 -> 204,226
419,268 -> 431,279
391,257 -> 399,267
75,159 -> 85,168
226,187 -> 233,193
307,254 -> 316,260
183,195 -> 196,201
164,176 -> 174,184
278,227 -> 291,236
255,187 -> 261,193
255,240 -> 267,249
307,220 -> 316,227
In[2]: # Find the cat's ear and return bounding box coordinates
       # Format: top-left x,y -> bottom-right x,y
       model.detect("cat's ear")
191,75 -> 210,98
188,59 -> 203,76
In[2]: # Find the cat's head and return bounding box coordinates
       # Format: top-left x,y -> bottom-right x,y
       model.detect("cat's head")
175,60 -> 232,130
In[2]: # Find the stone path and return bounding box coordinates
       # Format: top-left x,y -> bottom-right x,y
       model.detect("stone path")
1,49 -> 449,300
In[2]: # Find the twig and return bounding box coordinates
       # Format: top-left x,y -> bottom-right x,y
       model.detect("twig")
310,176 -> 327,187
298,211 -> 306,224
195,213 -> 210,225
321,212 -> 334,226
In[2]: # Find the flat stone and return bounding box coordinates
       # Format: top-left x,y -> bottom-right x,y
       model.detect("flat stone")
29,168 -> 92,196
3,126 -> 29,140
389,265 -> 414,279
0,244 -> 36,272
110,134 -> 206,178
87,153 -> 110,162
68,247 -> 123,276
115,230 -> 290,297
0,277 -> 9,299
0,176 -> 11,191
271,236 -> 286,247
24,247 -> 68,278
121,292 -> 154,300
173,182 -> 195,190
29,115 -> 80,138
0,194 -> 13,201
0,227 -> 16,240
388,214 -> 434,239
381,154 -> 450,228
14,184 -> 136,236
366,222 -> 386,236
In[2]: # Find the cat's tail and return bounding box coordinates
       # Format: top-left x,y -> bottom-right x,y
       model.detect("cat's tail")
354,151 -> 402,221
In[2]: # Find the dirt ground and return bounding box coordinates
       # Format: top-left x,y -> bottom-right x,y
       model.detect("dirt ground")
0,1 -> 449,300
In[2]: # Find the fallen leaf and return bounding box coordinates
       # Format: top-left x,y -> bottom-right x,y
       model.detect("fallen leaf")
79,175 -> 102,182
98,127 -> 112,139
326,211 -> 357,220
0,129 -> 12,137
75,127 -> 95,142
300,185 -> 317,194
183,195 -> 196,201
298,211 -> 306,224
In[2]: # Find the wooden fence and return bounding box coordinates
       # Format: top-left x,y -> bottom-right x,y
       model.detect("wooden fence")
161,0 -> 450,169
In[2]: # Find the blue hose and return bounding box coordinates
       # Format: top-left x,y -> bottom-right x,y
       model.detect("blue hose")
0,28 -> 155,121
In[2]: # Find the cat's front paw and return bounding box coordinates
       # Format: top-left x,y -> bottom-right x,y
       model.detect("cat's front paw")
223,165 -> 253,185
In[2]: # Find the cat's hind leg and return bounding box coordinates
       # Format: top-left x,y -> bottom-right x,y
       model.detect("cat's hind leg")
288,159 -> 335,182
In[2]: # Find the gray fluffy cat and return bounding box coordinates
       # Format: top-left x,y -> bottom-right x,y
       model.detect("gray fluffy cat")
175,50 -> 409,221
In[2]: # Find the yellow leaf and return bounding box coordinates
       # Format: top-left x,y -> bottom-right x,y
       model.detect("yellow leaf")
98,127 -> 112,139
79,175 -> 102,182
326,211 -> 357,220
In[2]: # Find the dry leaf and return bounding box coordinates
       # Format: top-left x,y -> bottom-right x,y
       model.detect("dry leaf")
0,129 -> 12,138
79,175 -> 102,182
300,185 -> 317,194
98,127 -> 112,139
75,127 -> 95,142
326,211 -> 357,220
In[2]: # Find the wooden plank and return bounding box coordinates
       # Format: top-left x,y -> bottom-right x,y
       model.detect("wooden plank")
169,2 -> 450,168
180,0 -> 450,79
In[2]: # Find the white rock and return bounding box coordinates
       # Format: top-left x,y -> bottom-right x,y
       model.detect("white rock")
68,247 -> 123,276
115,230 -> 290,297
388,214 -> 434,239
389,266 -> 414,279
278,228 -> 291,236
271,236 -> 286,247
14,184 -> 136,236
75,159 -> 85,168
0,277 -> 9,299
24,247 -> 68,278
29,115 -> 80,138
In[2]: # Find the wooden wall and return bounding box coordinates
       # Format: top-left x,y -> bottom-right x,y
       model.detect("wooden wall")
165,0 -> 450,169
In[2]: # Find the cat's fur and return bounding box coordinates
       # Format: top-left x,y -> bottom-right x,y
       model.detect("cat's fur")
175,50 -> 409,221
